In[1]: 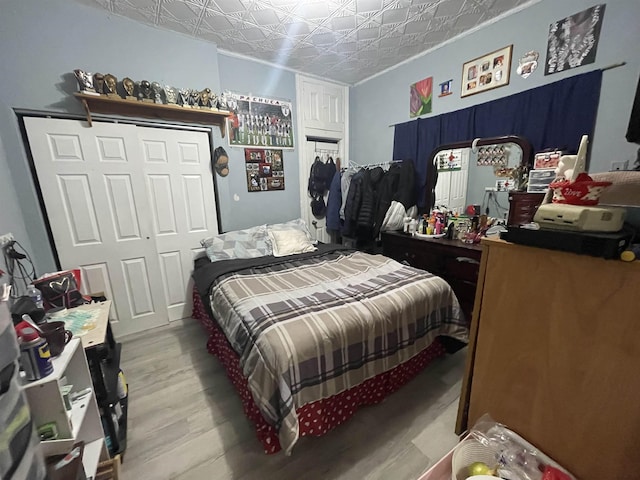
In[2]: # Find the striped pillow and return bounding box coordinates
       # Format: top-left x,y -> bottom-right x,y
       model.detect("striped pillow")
201,225 -> 271,262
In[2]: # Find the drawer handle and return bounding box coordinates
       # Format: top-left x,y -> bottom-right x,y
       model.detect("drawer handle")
455,256 -> 480,265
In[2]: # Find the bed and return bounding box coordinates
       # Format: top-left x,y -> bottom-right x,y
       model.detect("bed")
191,223 -> 469,455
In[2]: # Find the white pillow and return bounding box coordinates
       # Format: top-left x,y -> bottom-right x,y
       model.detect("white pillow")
267,218 -> 316,244
267,229 -> 317,257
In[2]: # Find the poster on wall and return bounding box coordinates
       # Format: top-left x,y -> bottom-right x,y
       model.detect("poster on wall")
461,45 -> 512,98
227,93 -> 294,149
409,76 -> 433,117
245,148 -> 285,192
436,150 -> 462,171
544,4 -> 606,75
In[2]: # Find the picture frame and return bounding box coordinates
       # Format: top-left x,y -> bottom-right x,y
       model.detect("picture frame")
461,45 -> 513,98
438,79 -> 453,97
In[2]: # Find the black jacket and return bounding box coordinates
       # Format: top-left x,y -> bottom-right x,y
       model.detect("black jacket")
342,170 -> 364,238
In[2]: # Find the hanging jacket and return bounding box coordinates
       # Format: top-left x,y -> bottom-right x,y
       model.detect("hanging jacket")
342,170 -> 364,238
326,171 -> 342,232
393,161 -> 416,209
373,164 -> 401,238
357,167 -> 384,240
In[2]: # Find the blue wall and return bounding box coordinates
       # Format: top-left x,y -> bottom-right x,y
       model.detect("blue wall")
0,0 -> 300,274
217,53 -> 301,231
350,0 -> 640,177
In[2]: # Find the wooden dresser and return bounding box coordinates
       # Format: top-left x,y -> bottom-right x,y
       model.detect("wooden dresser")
456,237 -> 640,480
382,231 -> 483,325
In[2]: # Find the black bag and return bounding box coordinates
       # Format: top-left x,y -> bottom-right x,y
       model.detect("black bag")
308,156 -> 336,197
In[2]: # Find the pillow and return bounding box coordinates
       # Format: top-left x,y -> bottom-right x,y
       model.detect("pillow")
201,225 -> 271,262
267,218 -> 316,244
267,229 -> 317,257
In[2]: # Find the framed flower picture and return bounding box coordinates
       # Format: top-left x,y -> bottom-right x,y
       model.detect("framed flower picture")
409,76 -> 433,118
461,45 -> 513,98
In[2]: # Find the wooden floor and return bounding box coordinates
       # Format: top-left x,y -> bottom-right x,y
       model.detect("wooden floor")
119,319 -> 466,480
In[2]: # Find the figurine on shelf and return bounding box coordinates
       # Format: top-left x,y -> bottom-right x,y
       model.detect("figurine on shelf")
217,92 -> 228,111
104,74 -> 119,97
178,88 -> 190,108
164,86 -> 178,105
226,94 -> 237,112
199,88 -> 213,109
138,80 -> 154,103
93,73 -> 105,95
151,82 -> 163,104
188,89 -> 200,108
210,91 -> 218,110
122,77 -> 137,101
73,69 -> 98,95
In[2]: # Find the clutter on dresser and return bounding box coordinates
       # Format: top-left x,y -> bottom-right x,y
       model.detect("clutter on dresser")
532,135 -> 624,232
504,135 -> 639,259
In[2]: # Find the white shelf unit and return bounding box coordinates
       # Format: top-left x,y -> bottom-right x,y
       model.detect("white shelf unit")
21,337 -> 109,477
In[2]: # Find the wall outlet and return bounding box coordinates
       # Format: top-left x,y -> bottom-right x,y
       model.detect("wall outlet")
611,160 -> 629,171
0,233 -> 14,248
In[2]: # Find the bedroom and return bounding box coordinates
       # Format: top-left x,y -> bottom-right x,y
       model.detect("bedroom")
1,0 -> 639,479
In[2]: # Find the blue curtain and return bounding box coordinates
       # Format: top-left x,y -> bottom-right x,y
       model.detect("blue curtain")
393,69 -> 603,207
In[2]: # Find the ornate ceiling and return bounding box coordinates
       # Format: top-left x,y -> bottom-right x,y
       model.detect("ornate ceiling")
75,0 -> 534,84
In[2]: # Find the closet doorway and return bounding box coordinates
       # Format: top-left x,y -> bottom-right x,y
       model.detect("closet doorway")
23,117 -> 219,336
304,139 -> 341,243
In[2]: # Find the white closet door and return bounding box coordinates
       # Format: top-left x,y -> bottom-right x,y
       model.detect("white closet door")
24,118 -> 168,335
135,126 -> 217,321
24,118 -> 218,335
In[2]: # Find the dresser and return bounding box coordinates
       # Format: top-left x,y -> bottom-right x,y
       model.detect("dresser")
507,191 -> 544,225
456,237 -> 640,480
381,231 -> 482,325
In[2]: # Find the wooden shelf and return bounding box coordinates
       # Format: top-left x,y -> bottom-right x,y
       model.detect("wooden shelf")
74,93 -> 231,136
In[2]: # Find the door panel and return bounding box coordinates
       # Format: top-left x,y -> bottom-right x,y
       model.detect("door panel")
135,126 -> 218,321
104,174 -> 142,241
57,175 -> 102,245
81,263 -> 118,321
25,117 -> 218,335
182,175 -> 208,232
121,257 -> 155,317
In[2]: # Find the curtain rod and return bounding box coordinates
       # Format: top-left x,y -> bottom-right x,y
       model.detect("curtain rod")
601,61 -> 626,71
388,62 -> 627,128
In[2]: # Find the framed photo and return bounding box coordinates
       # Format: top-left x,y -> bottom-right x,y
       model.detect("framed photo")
244,148 -> 285,192
461,45 -> 513,98
438,79 -> 453,97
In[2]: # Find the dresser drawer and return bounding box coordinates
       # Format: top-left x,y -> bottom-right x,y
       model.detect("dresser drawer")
442,255 -> 480,283
447,279 -> 477,306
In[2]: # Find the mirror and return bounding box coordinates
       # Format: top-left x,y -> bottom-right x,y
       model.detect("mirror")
425,136 -> 533,218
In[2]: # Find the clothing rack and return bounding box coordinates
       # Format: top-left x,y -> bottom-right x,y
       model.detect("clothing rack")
344,159 -> 403,171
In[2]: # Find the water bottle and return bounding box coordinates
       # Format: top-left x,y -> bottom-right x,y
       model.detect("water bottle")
26,284 -> 44,310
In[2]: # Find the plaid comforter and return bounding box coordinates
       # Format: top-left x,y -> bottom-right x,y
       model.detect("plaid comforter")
204,248 -> 468,454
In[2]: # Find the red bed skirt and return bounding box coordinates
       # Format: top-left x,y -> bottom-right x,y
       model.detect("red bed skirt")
192,287 -> 446,454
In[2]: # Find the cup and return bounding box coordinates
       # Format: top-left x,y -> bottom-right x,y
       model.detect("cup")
40,321 -> 73,356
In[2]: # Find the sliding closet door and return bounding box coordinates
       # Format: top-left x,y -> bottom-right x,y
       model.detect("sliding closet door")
135,126 -> 217,321
24,118 -> 217,335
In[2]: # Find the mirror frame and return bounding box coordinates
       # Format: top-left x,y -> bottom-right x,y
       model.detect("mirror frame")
424,135 -> 534,213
